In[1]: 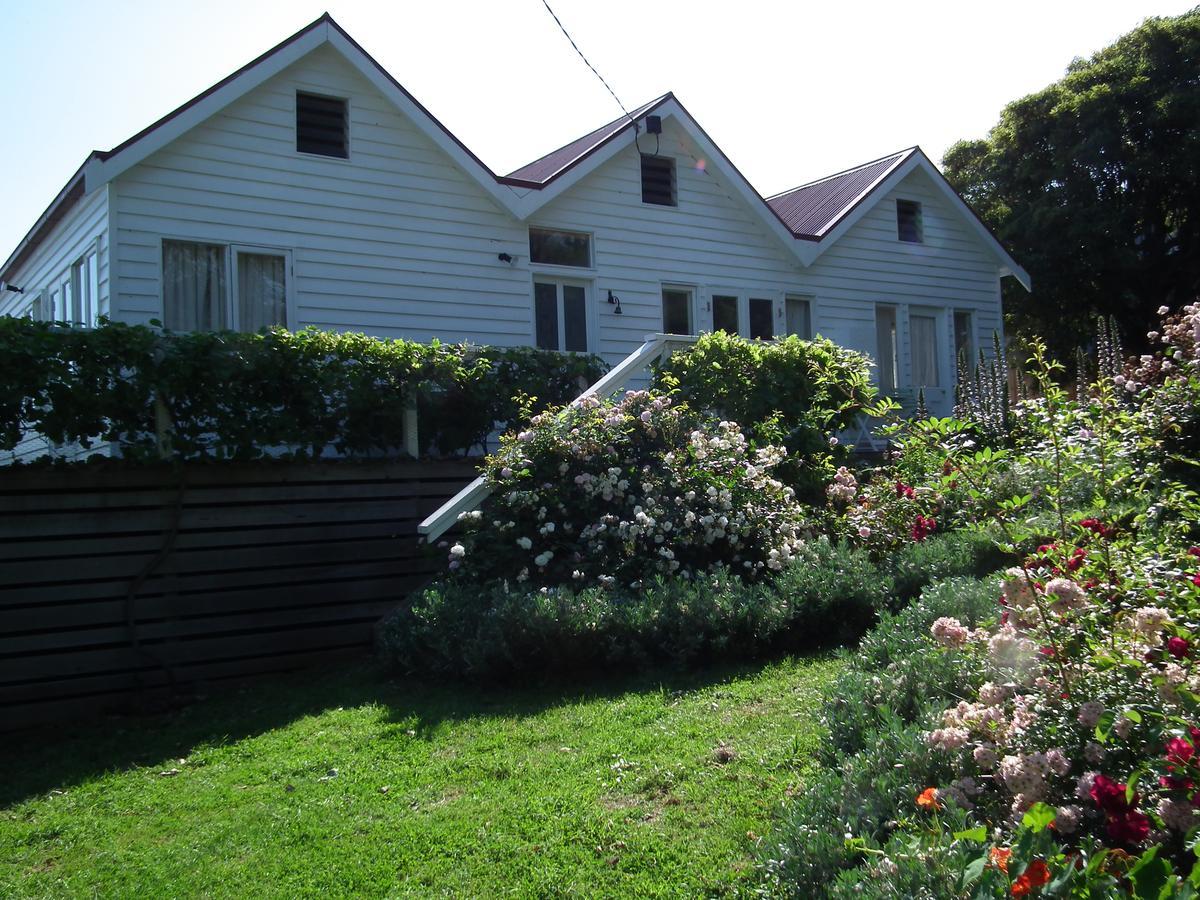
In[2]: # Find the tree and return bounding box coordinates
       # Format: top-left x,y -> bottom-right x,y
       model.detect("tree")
943,7 -> 1200,357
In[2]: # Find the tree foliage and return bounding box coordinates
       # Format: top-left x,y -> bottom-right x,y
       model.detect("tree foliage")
942,8 -> 1200,357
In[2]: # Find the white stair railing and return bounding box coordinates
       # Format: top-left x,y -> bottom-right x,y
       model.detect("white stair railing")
419,333 -> 698,543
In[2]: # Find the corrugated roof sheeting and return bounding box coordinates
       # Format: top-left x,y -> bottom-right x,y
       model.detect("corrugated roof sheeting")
767,151 -> 911,238
503,96 -> 669,185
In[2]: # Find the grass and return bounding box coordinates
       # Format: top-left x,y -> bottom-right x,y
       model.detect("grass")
0,654 -> 840,898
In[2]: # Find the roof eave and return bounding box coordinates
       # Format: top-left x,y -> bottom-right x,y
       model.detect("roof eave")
0,158 -> 92,284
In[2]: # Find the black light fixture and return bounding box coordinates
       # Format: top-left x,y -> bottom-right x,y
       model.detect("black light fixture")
497,252 -> 514,264
1,282 -> 24,294
606,289 -> 623,315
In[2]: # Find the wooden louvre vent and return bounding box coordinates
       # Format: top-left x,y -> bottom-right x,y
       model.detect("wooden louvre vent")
641,154 -> 676,206
296,92 -> 348,158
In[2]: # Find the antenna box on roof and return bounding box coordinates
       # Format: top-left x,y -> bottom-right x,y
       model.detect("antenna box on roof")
645,115 -> 662,135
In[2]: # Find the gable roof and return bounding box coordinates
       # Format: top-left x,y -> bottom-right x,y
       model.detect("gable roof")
2,14 -> 1028,291
766,149 -> 915,238
502,94 -> 671,187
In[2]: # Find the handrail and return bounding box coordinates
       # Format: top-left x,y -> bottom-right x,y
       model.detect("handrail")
418,333 -> 698,542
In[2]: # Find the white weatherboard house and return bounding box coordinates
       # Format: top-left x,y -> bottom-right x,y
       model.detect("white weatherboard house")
0,13 -> 1027,421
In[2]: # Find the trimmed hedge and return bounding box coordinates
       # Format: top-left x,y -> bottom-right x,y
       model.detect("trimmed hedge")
379,539 -> 890,680
0,318 -> 606,461
652,332 -> 877,500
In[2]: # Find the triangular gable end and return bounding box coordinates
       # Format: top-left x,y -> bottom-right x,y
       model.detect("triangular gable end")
82,14 -> 524,216
509,96 -> 814,268
806,149 -> 1031,290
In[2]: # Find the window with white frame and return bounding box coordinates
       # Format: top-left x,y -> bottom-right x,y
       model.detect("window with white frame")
41,245 -> 100,326
533,279 -> 588,351
712,294 -> 739,334
786,295 -> 813,338
162,239 -> 288,332
748,297 -> 774,340
529,228 -> 592,268
661,286 -> 693,334
875,304 -> 899,394
910,310 -> 941,388
953,309 -> 975,370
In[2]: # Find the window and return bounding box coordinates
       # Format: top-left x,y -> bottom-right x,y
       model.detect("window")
786,295 -> 813,338
661,287 -> 693,335
41,248 -> 100,325
529,228 -> 591,268
712,295 -> 739,334
953,310 -> 975,370
641,155 -> 676,206
897,200 -> 923,243
875,305 -> 898,394
749,298 -> 774,340
162,239 -> 288,332
296,91 -> 348,158
533,280 -> 588,351
910,311 -> 940,387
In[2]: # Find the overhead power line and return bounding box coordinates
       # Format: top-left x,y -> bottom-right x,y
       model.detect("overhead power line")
540,0 -> 636,127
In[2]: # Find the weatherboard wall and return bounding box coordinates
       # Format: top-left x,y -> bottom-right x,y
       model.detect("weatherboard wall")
802,165 -> 1006,402
0,186 -> 110,321
110,44 -> 531,343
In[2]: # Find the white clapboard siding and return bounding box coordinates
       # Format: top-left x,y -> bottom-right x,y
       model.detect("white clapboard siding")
0,186 -> 109,320
525,118 -> 1006,405
804,166 -> 1006,409
112,44 -> 532,344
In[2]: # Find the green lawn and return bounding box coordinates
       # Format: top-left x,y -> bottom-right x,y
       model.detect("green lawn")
0,654 -> 840,898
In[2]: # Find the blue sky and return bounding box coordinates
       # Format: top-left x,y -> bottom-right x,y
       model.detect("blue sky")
2,0 -> 1194,261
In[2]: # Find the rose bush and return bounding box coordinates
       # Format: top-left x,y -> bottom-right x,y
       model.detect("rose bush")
765,305 -> 1200,897
443,389 -> 808,590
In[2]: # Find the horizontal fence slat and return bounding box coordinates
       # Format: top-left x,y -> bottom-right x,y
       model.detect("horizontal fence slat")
0,572 -> 434,636
0,459 -> 469,731
0,535 -> 431,587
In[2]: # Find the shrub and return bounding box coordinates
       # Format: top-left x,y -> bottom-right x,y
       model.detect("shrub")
821,575 -> 1001,763
446,390 -> 806,589
0,317 -> 606,461
652,332 -> 876,501
378,538 -> 889,680
886,529 -> 1011,603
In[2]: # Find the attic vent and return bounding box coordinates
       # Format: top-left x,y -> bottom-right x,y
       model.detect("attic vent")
296,91 -> 348,158
640,154 -> 676,206
897,199 -> 923,243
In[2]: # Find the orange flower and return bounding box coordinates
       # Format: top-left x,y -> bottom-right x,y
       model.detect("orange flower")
988,846 -> 1012,874
1011,859 -> 1051,896
915,787 -> 941,811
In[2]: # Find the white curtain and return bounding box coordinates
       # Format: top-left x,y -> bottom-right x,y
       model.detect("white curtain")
237,252 -> 287,332
910,314 -> 940,387
163,241 -> 226,330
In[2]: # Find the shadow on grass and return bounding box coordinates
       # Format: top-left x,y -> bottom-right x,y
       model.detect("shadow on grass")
0,650 -> 832,809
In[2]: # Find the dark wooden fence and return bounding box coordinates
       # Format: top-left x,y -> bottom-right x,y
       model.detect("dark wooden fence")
0,460 -> 476,730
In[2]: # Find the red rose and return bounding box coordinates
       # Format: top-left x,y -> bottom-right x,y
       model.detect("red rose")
1169,637 -> 1190,659
1189,547 -> 1200,558
1090,774 -> 1132,813
1166,737 -> 1195,768
1105,809 -> 1150,845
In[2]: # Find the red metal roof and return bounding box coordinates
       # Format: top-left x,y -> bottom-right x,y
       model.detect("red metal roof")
502,94 -> 672,186
767,149 -> 915,238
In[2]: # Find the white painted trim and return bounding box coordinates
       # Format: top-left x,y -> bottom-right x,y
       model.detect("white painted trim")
511,100 -> 811,269
323,28 -> 523,214
84,26 -> 330,191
